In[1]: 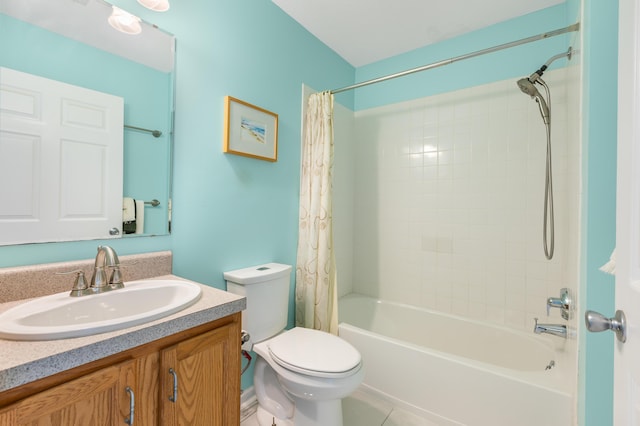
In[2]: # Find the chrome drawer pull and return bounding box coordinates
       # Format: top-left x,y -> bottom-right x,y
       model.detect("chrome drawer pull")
168,368 -> 178,402
124,386 -> 135,425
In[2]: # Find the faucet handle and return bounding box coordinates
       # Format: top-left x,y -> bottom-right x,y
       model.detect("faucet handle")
109,265 -> 124,288
70,271 -> 89,295
546,288 -> 573,320
56,270 -> 89,296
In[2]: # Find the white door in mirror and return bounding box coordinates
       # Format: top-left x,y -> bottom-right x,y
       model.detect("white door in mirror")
0,67 -> 124,245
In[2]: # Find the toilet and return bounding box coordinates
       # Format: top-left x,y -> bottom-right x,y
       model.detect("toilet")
224,263 -> 364,426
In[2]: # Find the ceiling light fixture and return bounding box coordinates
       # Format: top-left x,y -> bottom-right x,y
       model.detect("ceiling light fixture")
137,0 -> 170,12
108,6 -> 142,35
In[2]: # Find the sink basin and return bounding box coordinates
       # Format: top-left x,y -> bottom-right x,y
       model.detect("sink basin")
0,279 -> 202,341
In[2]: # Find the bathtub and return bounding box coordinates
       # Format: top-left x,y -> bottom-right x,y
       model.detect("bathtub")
338,294 -> 573,426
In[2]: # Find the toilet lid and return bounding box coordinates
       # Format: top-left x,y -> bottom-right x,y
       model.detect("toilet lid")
267,327 -> 361,378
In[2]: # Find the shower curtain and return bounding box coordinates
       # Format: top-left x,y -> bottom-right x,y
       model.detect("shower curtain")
295,91 -> 338,334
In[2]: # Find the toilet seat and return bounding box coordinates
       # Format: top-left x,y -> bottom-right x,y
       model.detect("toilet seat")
267,327 -> 361,378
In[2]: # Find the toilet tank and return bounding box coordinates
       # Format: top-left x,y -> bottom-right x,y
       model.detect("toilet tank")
224,263 -> 292,346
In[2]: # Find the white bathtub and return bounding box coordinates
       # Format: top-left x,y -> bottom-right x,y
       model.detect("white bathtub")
338,294 -> 573,426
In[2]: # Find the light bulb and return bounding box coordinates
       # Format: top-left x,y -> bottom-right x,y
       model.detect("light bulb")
137,0 -> 170,12
108,6 -> 142,35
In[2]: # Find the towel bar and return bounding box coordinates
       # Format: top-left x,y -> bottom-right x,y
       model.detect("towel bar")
124,124 -> 162,138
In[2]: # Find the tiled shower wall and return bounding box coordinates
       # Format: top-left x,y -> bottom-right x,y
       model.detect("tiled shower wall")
342,68 -> 579,332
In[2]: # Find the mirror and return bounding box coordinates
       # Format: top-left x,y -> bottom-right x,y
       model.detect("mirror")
0,0 -> 175,241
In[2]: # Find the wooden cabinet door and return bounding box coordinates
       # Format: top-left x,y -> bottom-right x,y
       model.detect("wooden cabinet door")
124,351 -> 161,426
160,321 -> 241,426
0,362 -> 133,426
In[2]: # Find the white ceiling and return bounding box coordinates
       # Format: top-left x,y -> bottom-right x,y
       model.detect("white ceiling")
272,0 -> 565,67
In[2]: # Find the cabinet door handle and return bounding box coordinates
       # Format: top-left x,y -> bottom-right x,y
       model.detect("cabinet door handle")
168,368 -> 178,403
124,386 -> 135,425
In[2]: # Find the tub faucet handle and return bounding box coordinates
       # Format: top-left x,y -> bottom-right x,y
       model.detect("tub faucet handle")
546,288 -> 573,320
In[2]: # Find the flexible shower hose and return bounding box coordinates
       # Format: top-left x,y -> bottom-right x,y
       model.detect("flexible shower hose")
543,122 -> 555,259
539,79 -> 554,260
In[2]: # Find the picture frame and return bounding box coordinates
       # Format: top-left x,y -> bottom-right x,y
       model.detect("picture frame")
223,96 -> 279,162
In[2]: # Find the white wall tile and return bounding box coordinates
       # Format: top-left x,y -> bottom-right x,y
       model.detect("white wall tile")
341,68 -> 579,333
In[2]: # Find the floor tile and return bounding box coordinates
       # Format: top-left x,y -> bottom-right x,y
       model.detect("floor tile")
240,386 -> 438,426
342,389 -> 393,426
383,408 -> 441,426
241,413 -> 260,426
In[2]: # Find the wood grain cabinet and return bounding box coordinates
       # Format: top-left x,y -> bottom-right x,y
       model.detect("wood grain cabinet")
0,361 -> 135,425
0,313 -> 241,426
161,324 -> 240,425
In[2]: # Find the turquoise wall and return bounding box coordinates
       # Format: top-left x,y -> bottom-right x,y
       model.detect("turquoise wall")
580,1 -> 618,425
108,0 -> 355,390
121,0 -> 354,298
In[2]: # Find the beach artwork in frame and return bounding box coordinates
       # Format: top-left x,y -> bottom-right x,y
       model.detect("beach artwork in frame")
223,96 -> 279,162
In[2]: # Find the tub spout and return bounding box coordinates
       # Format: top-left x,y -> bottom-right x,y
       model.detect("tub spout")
533,318 -> 567,338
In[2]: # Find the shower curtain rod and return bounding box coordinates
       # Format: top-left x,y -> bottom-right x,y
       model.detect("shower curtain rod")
330,23 -> 580,94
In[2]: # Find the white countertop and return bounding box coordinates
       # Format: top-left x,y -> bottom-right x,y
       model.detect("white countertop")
0,275 -> 245,393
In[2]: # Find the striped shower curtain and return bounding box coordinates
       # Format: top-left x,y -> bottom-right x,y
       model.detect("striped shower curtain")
295,91 -> 338,334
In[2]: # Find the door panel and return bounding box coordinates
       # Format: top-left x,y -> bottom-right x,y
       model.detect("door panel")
614,0 -> 640,423
0,66 -> 123,244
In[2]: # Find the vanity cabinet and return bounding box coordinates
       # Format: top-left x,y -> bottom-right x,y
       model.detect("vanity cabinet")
0,313 -> 241,426
0,361 -> 134,425
160,324 -> 239,425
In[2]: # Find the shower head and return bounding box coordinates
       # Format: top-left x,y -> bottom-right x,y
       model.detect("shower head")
517,78 -> 539,96
517,78 -> 550,125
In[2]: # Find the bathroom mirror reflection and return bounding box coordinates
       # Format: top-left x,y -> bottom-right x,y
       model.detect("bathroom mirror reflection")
0,0 -> 175,243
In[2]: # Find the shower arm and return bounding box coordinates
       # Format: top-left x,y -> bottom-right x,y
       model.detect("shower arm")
545,47 -> 573,67
529,47 -> 573,84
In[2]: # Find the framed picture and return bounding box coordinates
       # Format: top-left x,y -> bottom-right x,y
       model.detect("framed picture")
223,96 -> 279,162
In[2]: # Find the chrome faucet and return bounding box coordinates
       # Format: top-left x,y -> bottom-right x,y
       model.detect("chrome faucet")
533,318 -> 567,339
546,288 -> 573,320
61,246 -> 125,297
84,245 -> 124,294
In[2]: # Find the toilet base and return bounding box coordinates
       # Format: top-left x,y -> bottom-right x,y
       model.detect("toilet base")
256,405 -> 293,426
291,397 -> 344,426
256,398 -> 344,426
